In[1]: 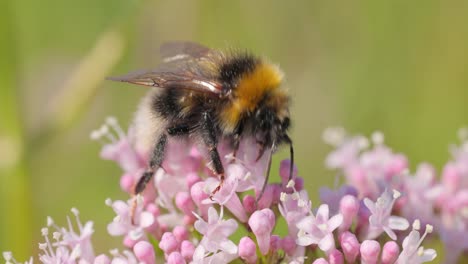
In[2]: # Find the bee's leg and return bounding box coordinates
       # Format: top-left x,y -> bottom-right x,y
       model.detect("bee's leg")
200,112 -> 225,196
135,133 -> 168,194
167,124 -> 190,136
135,124 -> 192,195
256,140 -> 266,161
232,134 -> 241,159
231,123 -> 244,158
131,133 -> 168,224
132,125 -> 192,223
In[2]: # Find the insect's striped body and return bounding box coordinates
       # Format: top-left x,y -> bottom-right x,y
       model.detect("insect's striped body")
110,42 -> 293,198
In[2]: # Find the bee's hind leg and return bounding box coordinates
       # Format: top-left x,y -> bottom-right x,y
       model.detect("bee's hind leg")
131,133 -> 168,224
200,112 -> 225,197
135,133 -> 168,194
132,124 -> 192,223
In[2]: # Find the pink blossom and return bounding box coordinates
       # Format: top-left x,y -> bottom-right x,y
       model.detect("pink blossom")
364,189 -> 409,240
92,117 -> 145,173
328,249 -> 344,264
238,237 -> 257,264
33,209 -> 96,264
180,240 -> 195,261
313,258 -> 330,264
106,198 -> 154,242
381,241 -> 400,264
360,240 -> 381,264
279,188 -> 310,237
296,204 -> 343,253
192,207 -> 238,263
401,163 -> 437,225
338,194 -> 360,232
159,232 -> 179,254
133,241 -> 155,264
248,208 -> 275,254
339,232 -> 360,263
397,220 -> 437,264
319,185 -> 358,214
167,252 -> 185,264
109,249 -> 138,264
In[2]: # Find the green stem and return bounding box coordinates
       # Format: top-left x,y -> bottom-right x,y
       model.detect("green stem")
0,1 -> 33,259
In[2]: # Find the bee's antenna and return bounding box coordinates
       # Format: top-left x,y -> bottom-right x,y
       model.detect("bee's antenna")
287,137 -> 295,183
256,143 -> 274,207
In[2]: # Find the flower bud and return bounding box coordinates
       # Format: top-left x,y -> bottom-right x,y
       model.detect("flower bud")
238,236 -> 257,264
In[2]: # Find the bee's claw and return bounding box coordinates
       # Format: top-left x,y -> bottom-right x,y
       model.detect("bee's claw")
130,196 -> 138,225
256,142 -> 266,162
209,174 -> 224,199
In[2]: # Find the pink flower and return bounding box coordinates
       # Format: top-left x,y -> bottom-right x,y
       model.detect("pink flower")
296,204 -> 343,253
159,232 -> 180,254
397,220 -> 436,264
133,241 -> 155,264
106,198 -> 154,242
180,240 -> 195,262
238,237 -> 257,264
202,166 -> 247,222
192,207 -> 238,263
167,252 -> 185,264
92,117 -> 145,173
401,164 -> 437,225
364,189 -> 409,240
248,209 -> 275,254
319,185 -> 358,214
339,232 -> 360,263
108,249 -> 138,264
279,187 -> 310,237
328,249 -> 344,264
381,241 -> 400,264
33,208 -> 96,264
338,194 -> 360,232
360,240 -> 381,264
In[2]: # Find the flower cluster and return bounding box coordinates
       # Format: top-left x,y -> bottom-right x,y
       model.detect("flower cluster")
323,127 -> 468,263
5,119 -> 467,263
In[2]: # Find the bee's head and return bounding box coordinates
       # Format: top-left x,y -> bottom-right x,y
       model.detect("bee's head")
253,102 -> 291,148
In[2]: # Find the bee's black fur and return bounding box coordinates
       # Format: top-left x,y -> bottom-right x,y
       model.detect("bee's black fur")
153,89 -> 183,120
218,53 -> 259,89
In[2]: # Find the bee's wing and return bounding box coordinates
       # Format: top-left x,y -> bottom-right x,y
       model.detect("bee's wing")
159,41 -> 212,62
108,42 -> 225,95
108,69 -> 223,94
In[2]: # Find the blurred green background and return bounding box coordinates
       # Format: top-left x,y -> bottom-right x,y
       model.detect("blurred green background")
1,0 -> 468,260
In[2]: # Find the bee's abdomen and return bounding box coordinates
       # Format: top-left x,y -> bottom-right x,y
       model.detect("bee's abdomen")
152,89 -> 183,120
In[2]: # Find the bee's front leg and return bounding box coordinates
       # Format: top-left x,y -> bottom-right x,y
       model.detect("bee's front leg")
200,112 -> 225,197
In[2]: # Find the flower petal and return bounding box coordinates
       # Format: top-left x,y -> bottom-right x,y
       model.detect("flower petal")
318,233 -> 335,252
388,216 -> 409,231
139,212 -> 154,228
316,204 -> 330,222
363,198 -> 376,213
219,239 -> 238,254
420,249 -> 437,262
327,214 -> 344,231
296,234 -> 317,246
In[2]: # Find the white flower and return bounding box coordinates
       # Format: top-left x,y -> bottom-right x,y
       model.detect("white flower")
397,220 -> 437,264
296,204 -> 343,253
192,207 -> 238,264
364,189 -> 409,240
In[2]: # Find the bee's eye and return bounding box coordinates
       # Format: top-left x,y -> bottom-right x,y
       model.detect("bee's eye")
282,117 -> 290,130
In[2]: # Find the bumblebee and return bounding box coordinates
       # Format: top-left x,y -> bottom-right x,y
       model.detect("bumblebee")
109,41 -> 294,198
